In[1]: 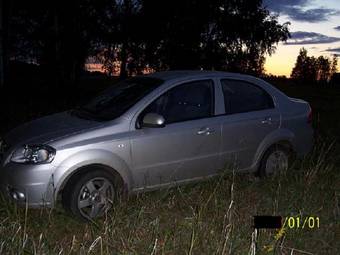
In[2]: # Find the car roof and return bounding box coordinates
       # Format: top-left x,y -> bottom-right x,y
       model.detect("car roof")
145,70 -> 286,99
146,70 -> 253,81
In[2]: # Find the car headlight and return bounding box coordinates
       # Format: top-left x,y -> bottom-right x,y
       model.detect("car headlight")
11,145 -> 56,164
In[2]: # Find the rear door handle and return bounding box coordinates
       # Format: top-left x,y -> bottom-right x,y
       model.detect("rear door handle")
197,127 -> 209,135
261,117 -> 272,124
197,127 -> 215,135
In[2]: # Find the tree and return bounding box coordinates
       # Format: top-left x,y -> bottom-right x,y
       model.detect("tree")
7,0 -> 290,82
331,55 -> 338,77
291,48 -> 335,84
316,56 -> 331,83
202,0 -> 289,75
92,0 -> 289,76
7,0 -> 113,86
139,0 -> 289,75
0,0 -> 4,88
83,0 -> 144,78
0,0 -> 9,89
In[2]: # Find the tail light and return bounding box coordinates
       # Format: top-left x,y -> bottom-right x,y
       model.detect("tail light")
307,107 -> 312,124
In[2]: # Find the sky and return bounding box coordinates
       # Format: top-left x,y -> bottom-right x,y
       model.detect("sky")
263,0 -> 340,77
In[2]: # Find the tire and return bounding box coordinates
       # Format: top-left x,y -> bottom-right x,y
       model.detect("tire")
257,144 -> 291,178
62,168 -> 119,220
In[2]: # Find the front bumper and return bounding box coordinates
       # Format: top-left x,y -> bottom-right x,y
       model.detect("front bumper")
0,162 -> 56,208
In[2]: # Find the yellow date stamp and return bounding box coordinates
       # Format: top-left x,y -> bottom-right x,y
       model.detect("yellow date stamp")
283,216 -> 320,229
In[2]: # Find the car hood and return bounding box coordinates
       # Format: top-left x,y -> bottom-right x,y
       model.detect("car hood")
4,111 -> 103,147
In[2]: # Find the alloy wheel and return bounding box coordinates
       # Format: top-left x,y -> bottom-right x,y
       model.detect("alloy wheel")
77,177 -> 114,219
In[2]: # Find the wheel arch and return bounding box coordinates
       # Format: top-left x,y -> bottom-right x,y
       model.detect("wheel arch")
52,149 -> 133,202
252,128 -> 296,170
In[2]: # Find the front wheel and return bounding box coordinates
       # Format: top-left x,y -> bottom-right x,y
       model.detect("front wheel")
62,170 -> 117,220
257,145 -> 291,177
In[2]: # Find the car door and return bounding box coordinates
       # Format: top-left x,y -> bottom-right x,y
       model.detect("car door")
130,79 -> 221,189
218,78 -> 280,171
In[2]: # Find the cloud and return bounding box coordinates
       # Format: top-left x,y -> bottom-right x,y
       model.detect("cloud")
263,0 -> 308,12
285,31 -> 340,45
325,47 -> 340,53
335,26 -> 340,31
285,7 -> 340,22
263,0 -> 340,22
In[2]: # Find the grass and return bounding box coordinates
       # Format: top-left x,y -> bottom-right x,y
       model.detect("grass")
0,78 -> 340,254
0,142 -> 339,254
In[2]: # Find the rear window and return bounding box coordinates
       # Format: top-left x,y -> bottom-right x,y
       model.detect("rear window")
221,79 -> 274,114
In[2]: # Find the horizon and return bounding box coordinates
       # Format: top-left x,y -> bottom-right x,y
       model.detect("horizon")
264,0 -> 340,77
6,0 -> 340,78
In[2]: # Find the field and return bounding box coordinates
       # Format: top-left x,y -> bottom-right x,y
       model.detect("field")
0,78 -> 339,254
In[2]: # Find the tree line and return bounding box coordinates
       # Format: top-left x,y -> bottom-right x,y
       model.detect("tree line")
291,48 -> 338,84
0,0 -> 290,88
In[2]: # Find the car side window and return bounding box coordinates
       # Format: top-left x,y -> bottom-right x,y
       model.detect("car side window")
139,80 -> 214,125
221,79 -> 274,114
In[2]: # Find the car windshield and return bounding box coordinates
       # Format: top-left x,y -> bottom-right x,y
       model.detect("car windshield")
73,77 -> 163,121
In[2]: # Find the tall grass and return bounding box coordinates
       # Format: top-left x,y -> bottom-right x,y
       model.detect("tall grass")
0,138 -> 339,254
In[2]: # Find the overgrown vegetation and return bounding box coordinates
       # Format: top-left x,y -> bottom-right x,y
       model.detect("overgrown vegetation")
0,80 -> 340,254
0,138 -> 339,254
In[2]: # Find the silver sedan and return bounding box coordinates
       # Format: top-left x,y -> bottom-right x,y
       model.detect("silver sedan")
0,71 -> 313,220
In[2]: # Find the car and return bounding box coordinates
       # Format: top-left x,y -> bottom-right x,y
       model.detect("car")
0,71 -> 314,220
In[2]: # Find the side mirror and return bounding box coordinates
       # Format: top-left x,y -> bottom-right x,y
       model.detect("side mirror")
142,113 -> 165,128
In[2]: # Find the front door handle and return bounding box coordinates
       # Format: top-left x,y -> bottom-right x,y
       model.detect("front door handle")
261,117 -> 272,124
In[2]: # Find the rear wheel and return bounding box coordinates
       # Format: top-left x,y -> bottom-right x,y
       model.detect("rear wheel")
257,145 -> 291,177
62,169 -> 118,220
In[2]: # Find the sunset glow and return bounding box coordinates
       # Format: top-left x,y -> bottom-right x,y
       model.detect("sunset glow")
264,0 -> 340,77
85,0 -> 340,77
